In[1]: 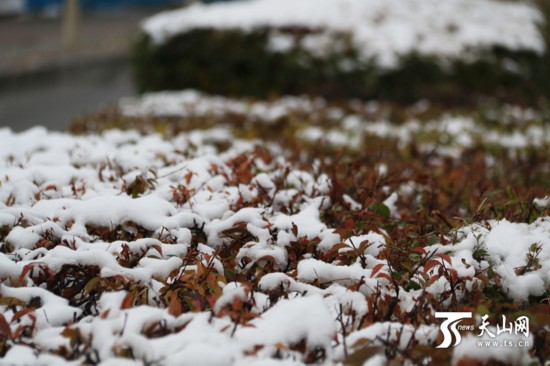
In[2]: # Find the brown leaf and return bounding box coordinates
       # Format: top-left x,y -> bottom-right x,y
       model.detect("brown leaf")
11,308 -> 34,323
12,324 -> 28,339
120,293 -> 135,310
150,244 -> 163,256
345,345 -> 384,366
376,272 -> 393,282
18,263 -> 34,285
427,274 -> 441,286
437,253 -> 453,265
370,263 -> 385,278
0,313 -> 11,339
423,260 -> 441,274
168,295 -> 182,317
185,171 -> 194,185
291,222 -> 298,237
100,309 -> 111,319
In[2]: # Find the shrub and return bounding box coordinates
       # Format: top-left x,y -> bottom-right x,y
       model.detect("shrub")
132,5 -> 550,105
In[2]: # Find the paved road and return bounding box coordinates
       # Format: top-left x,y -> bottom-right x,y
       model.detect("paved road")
0,9 -> 160,132
0,58 -> 133,131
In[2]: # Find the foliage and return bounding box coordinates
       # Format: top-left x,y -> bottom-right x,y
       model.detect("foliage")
41,98 -> 550,364
132,21 -> 550,104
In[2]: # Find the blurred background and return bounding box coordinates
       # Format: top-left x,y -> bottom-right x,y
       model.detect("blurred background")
0,0 -> 186,131
1,0 -> 548,132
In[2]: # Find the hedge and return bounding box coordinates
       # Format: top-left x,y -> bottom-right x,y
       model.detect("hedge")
132,4 -> 550,105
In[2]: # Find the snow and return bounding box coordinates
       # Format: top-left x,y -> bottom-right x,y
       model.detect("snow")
483,220 -> 550,301
0,122 -> 548,364
138,256 -> 183,279
121,90 -> 325,123
142,0 -> 545,68
164,343 -> 234,366
0,126 -> 343,363
2,345 -> 39,364
346,322 -> 439,353
273,201 -> 327,240
236,295 -> 336,351
426,218 -> 550,303
0,252 -> 22,280
534,196 -> 550,208
453,329 -> 535,365
345,233 -> 385,257
120,90 -> 550,157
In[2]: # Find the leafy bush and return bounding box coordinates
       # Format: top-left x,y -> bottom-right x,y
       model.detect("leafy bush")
132,21 -> 550,104
6,100 -> 550,364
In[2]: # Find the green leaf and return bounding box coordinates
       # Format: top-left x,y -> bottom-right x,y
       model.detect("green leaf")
85,277 -> 100,294
476,303 -> 491,317
369,203 -> 390,219
225,269 -> 236,282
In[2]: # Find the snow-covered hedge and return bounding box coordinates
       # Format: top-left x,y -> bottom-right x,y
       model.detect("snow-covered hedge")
133,0 -> 550,102
3,90 -> 550,364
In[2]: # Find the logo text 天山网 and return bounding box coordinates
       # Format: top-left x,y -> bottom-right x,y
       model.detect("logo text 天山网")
435,312 -> 530,349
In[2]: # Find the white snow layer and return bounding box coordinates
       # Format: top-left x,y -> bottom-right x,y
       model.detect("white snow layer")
142,0 -> 545,68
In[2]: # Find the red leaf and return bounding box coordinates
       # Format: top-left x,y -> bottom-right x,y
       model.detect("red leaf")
477,273 -> 489,285
437,253 -> 453,265
336,218 -> 355,237
18,264 -> 34,285
150,244 -> 163,256
333,243 -> 351,251
27,313 -> 36,323
168,296 -> 182,317
120,293 -> 135,310
205,294 -> 217,309
191,297 -> 203,312
423,260 -> 441,274
185,171 -> 194,185
143,322 -> 158,337
370,263 -> 385,278
291,223 -> 298,237
450,269 -> 459,283
412,247 -> 426,254
11,308 -> 34,323
259,255 -> 276,265
376,273 -> 393,281
427,274 -> 441,286
0,314 -> 11,339
324,243 -> 350,259
12,325 -> 28,339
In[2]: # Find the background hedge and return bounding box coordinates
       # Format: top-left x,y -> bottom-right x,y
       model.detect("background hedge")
132,3 -> 550,105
